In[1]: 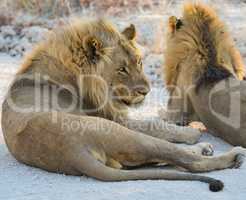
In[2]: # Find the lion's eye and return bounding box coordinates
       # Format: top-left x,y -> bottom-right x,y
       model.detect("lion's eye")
137,59 -> 142,66
137,59 -> 143,71
118,67 -> 129,75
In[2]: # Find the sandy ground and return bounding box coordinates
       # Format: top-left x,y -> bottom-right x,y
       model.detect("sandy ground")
0,54 -> 246,200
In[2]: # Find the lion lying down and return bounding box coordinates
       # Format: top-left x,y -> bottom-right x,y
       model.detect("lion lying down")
163,3 -> 246,147
1,18 -> 245,192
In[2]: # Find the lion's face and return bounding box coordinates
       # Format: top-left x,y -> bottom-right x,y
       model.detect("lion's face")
82,23 -> 150,107
104,25 -> 150,106
104,37 -> 150,106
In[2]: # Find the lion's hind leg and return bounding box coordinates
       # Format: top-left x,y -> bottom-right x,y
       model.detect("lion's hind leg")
71,147 -> 224,192
14,112 -> 243,192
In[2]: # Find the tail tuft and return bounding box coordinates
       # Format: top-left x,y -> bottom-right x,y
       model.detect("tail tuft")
209,180 -> 224,192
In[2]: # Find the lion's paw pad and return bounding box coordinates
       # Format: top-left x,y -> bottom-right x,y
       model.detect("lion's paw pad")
199,143 -> 214,156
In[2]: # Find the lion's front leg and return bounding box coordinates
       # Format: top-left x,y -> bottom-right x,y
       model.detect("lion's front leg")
121,118 -> 203,144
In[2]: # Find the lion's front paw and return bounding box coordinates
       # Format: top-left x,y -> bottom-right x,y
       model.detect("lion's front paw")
189,121 -> 207,132
183,127 -> 203,145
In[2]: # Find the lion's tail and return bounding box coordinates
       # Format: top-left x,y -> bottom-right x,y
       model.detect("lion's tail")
78,152 -> 224,192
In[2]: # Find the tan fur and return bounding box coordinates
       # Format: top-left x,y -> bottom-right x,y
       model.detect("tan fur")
164,3 -> 245,92
17,19 -> 147,120
2,18 -> 246,192
163,3 -> 246,147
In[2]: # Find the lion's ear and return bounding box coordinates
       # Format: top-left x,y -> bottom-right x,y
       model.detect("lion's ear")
168,16 -> 183,34
122,24 -> 136,40
83,36 -> 102,63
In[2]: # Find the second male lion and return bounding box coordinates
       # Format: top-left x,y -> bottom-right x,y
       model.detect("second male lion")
2,18 -> 246,192
163,3 -> 246,147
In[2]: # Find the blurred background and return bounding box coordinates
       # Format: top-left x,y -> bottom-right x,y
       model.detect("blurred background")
0,0 -> 246,87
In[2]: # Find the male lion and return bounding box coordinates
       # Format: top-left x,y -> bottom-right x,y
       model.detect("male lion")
163,3 -> 246,147
2,19 -> 245,192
